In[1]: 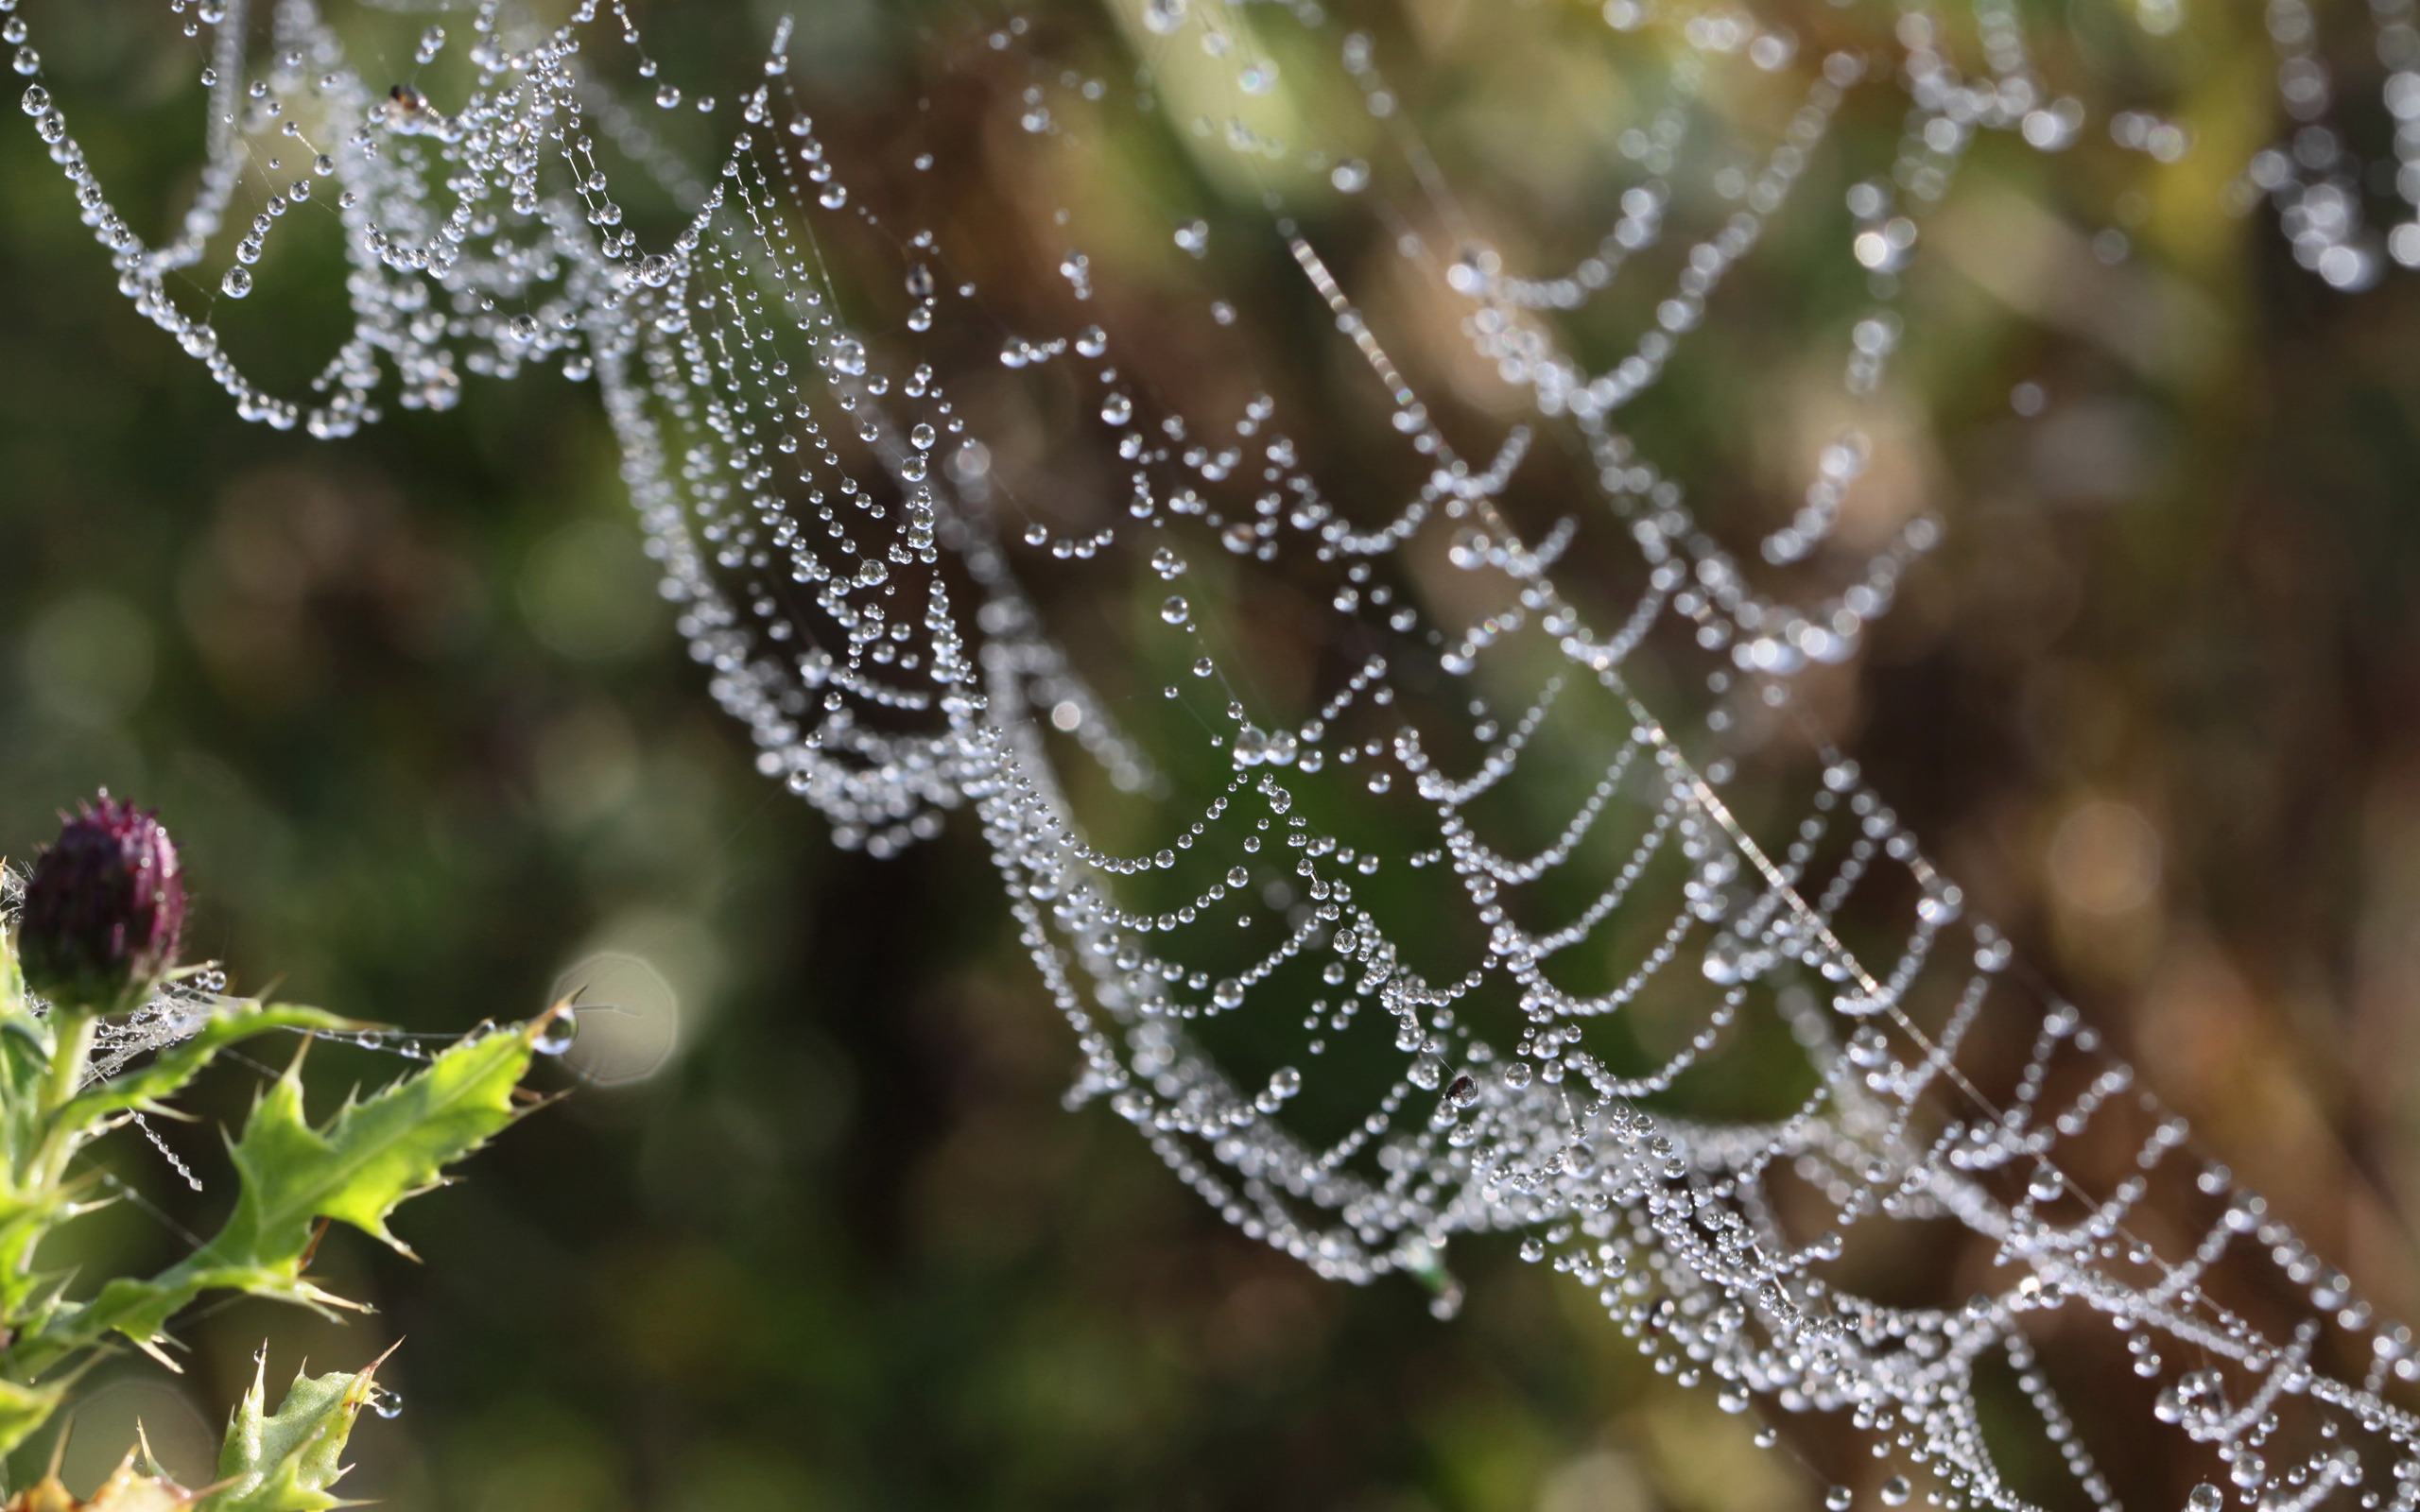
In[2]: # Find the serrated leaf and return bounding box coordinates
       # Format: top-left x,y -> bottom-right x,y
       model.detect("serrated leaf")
0,1373 -> 65,1461
195,1357 -> 379,1512
18,1022 -> 544,1370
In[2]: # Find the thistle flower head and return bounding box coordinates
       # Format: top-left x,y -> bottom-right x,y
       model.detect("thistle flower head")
18,794 -> 185,1016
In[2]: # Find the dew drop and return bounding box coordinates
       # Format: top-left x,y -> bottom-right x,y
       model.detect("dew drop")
1100,392 -> 1133,425
1879,1478 -> 1911,1507
1143,0 -> 1188,34
221,266 -> 252,298
1160,594 -> 1190,625
534,1013 -> 578,1056
1191,657 -> 1215,678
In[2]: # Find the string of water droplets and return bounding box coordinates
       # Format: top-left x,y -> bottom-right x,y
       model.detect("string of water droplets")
18,0 -> 2420,1506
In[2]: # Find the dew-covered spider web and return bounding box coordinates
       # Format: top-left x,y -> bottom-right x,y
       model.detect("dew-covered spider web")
17,0 -> 2420,1504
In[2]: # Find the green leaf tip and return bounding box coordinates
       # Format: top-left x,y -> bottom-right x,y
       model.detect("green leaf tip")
196,1347 -> 392,1512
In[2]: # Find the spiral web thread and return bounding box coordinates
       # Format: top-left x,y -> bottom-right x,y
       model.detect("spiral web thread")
16,0 -> 2420,1504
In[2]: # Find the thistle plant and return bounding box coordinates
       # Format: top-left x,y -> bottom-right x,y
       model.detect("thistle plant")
0,798 -> 556,1509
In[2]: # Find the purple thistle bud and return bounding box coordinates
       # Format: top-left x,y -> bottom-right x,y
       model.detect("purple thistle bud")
18,795 -> 186,1015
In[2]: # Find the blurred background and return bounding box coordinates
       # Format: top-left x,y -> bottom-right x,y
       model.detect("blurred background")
5,0 -> 2420,1507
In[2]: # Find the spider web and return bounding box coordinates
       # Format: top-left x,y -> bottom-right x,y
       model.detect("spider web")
16,0 -> 2420,1505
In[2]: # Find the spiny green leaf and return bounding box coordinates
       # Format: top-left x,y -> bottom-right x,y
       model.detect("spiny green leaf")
0,1374 -> 66,1461
20,1021 -> 545,1369
196,1355 -> 382,1512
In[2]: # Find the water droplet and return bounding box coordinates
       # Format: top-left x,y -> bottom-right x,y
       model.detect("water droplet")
1227,867 -> 1250,888
20,83 -> 48,115
1444,1074 -> 1478,1109
221,266 -> 251,298
1143,0 -> 1188,34
416,26 -> 445,64
1879,1478 -> 1910,1507
507,313 -> 540,343
1270,1066 -> 1301,1097
1160,594 -> 1190,625
856,558 -> 889,587
655,83 -> 682,109
1151,546 -> 1186,579
1330,159 -> 1370,193
1100,392 -> 1132,425
534,1012 -> 577,1056
1076,324 -> 1108,357
906,263 -> 934,299
2189,1486 -> 2225,1512
1519,1236 -> 1546,1262
910,422 -> 937,451
2029,1163 -> 2065,1203
1191,657 -> 1215,677
637,253 -> 675,288
1212,978 -> 1244,1009
1503,1060 -> 1533,1090
1825,1489 -> 1854,1512
830,336 -> 867,376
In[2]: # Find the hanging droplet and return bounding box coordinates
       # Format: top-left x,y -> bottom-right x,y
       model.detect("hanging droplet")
1191,657 -> 1214,678
1151,546 -> 1186,579
20,83 -> 49,116
1518,1236 -> 1546,1263
655,83 -> 682,109
221,266 -> 252,298
416,26 -> 446,63
1503,1060 -> 1533,1090
1160,594 -> 1190,625
534,1013 -> 578,1056
1878,1478 -> 1910,1507
910,422 -> 937,451
507,313 -> 540,343
2187,1486 -> 2224,1512
906,263 -> 934,298
1143,0 -> 1188,35
1824,1489 -> 1854,1512
2028,1163 -> 2065,1203
1100,392 -> 1132,425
